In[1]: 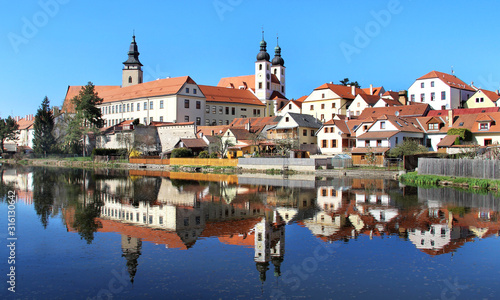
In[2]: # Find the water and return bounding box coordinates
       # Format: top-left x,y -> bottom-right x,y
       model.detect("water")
1,166 -> 500,299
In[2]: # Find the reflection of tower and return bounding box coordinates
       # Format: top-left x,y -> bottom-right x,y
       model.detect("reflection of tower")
121,235 -> 142,283
254,210 -> 285,281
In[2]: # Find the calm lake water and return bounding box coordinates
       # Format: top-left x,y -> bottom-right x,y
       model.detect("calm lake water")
1,166 -> 500,299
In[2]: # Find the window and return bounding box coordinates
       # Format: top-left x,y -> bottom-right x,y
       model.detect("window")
128,76 -> 132,83
159,216 -> 163,225
331,140 -> 337,148
421,82 -> 424,88
428,123 -> 439,130
303,129 -> 307,136
377,140 -> 382,147
420,93 -> 425,102
324,128 -> 328,133
330,127 -> 334,133
332,103 -> 336,108
480,97 -> 484,103
150,117 -> 153,123
441,91 -> 446,100
226,107 -> 230,115
321,104 -> 325,109
320,114 -> 324,120
212,106 -> 216,114
196,117 -> 201,125
267,82 -> 270,89
322,93 -> 325,98
196,101 -> 201,109
219,106 -> 223,114
411,94 -> 415,102
184,99 -> 189,108
150,101 -> 153,110
184,116 -> 189,122
112,106 -> 115,114
206,105 -> 210,113
131,103 -> 134,112
159,116 -> 163,122
231,107 -> 235,115
395,137 -> 398,145
431,92 -> 435,101
281,86 -> 284,93
259,64 -> 262,70
311,130 -> 315,136
380,121 -> 385,129
205,119 -> 210,125
127,104 -> 130,112
185,88 -> 190,93
218,120 -> 223,125
285,117 -> 289,122
144,102 -> 147,110
310,105 -> 314,110
143,117 -> 147,124
137,103 -> 140,111
193,89 -> 197,94
431,81 -> 434,87
119,105 -> 122,113
485,139 -> 493,146
357,102 -> 360,107
258,82 -> 262,89
480,123 -> 489,130
322,140 -> 327,147
288,104 -> 292,109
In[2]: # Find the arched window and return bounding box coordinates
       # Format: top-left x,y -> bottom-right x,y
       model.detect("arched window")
259,64 -> 262,70
128,76 -> 132,83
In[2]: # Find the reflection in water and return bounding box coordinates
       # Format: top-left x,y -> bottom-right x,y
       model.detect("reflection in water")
2,166 -> 500,289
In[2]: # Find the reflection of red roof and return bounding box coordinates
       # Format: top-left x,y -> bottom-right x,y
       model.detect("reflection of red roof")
201,217 -> 262,248
97,218 -> 188,250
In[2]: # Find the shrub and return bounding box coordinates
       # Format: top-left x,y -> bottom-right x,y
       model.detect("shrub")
129,149 -> 142,158
92,148 -> 124,156
209,152 -> 218,158
198,150 -> 209,158
171,148 -> 193,158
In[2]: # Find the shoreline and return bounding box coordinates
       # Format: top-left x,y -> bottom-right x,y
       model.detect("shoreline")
0,158 -> 401,179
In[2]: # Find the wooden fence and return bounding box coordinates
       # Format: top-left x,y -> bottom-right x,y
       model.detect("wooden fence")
129,157 -> 170,165
418,158 -> 500,179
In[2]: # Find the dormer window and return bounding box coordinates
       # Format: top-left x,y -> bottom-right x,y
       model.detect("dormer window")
428,123 -> 439,130
479,123 -> 489,130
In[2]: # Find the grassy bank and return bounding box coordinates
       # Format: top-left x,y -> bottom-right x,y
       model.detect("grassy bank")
400,172 -> 500,191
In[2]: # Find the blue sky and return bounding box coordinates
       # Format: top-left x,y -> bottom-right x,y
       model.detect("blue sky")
2,0 -> 500,118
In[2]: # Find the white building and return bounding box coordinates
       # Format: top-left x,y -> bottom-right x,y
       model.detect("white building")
408,70 -> 476,110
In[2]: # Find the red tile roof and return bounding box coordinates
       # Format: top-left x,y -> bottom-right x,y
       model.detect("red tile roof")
358,104 -> 430,119
228,116 -> 280,127
377,98 -> 402,107
480,89 -> 500,102
417,71 -> 475,91
322,119 -> 350,134
382,91 -> 400,100
16,117 -> 34,130
196,125 -> 229,137
437,135 -> 458,147
362,86 -> 383,95
217,75 -> 255,91
427,107 -> 500,117
199,85 -> 265,106
98,76 -> 196,103
357,94 -> 381,106
313,83 -> 366,100
62,85 -> 120,113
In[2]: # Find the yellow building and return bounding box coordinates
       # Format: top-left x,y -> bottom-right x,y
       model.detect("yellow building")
465,89 -> 500,109
302,83 -> 365,121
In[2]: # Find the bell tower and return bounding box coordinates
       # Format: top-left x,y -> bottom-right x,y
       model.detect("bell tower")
255,31 -> 272,110
271,37 -> 285,96
122,34 -> 143,87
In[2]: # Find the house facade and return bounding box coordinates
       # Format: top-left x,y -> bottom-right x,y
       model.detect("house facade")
465,89 -> 500,109
408,70 -> 475,110
302,83 -> 365,122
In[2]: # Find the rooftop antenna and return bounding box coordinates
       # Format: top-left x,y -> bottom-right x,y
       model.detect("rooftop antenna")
451,66 -> 455,76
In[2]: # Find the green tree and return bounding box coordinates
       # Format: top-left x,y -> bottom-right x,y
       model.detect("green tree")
213,135 -> 235,158
33,96 -> 56,155
64,82 -> 105,155
72,82 -> 105,128
0,116 -> 19,154
339,78 -> 361,88
387,139 -> 428,158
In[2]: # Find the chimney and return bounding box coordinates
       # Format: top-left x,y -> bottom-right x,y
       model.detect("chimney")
370,84 -> 373,95
496,90 -> 499,95
351,85 -> 355,96
448,109 -> 453,127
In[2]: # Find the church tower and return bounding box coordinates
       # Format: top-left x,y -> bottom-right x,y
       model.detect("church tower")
255,31 -> 272,114
122,34 -> 143,88
271,37 -> 286,96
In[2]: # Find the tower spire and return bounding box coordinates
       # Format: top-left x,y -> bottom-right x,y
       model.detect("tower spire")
256,29 -> 270,61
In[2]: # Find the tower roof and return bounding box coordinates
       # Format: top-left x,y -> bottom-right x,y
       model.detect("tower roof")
123,35 -> 143,66
256,31 -> 270,61
271,37 -> 284,66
